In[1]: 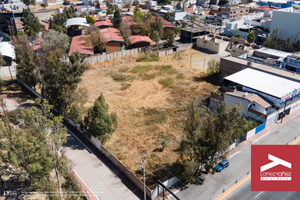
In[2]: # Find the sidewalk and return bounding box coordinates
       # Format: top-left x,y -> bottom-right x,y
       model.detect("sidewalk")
228,106 -> 300,158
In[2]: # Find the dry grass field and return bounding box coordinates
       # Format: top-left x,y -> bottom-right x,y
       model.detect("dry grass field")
79,49 -> 221,188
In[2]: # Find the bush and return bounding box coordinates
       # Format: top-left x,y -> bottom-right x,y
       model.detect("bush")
161,140 -> 167,150
140,73 -> 156,80
167,68 -> 178,75
126,75 -> 137,82
130,65 -> 152,73
155,65 -> 172,71
159,77 -> 174,88
207,59 -> 220,76
111,71 -> 127,81
176,73 -> 184,79
136,55 -> 160,62
213,89 -> 221,95
118,67 -> 129,72
121,83 -> 131,90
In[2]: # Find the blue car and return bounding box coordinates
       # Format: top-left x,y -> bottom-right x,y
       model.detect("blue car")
215,160 -> 229,172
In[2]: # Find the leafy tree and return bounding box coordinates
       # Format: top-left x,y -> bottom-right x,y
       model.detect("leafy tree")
182,23 -> 186,28
247,32 -> 255,43
134,5 -> 140,13
12,35 -> 39,89
0,99 -> 83,199
157,0 -> 170,5
96,1 -> 100,9
84,26 -> 107,53
22,0 -> 35,7
86,15 -> 95,24
133,9 -> 143,22
150,15 -> 163,47
190,15 -> 196,21
0,78 -> 5,93
180,98 -> 257,179
235,33 -> 242,39
41,30 -> 70,53
113,9 -> 122,28
176,2 -> 181,10
0,53 -> 6,67
40,51 -> 88,116
165,13 -> 171,21
207,59 -> 220,76
107,4 -> 115,15
83,93 -> 118,144
40,2 -> 48,9
165,29 -> 175,47
21,8 -> 41,38
49,13 -> 68,31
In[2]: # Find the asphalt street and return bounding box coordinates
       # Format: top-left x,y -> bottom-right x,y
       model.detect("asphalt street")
176,113 -> 300,200
223,179 -> 300,200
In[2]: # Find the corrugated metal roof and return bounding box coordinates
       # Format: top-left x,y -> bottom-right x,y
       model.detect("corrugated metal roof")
94,16 -> 113,27
66,17 -> 90,27
128,35 -> 153,44
100,28 -> 124,42
33,34 -> 43,51
153,16 -> 176,28
68,35 -> 94,56
224,68 -> 300,98
122,16 -> 136,26
0,42 -> 15,59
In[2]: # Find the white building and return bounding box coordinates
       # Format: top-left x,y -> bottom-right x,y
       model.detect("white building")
270,7 -> 300,41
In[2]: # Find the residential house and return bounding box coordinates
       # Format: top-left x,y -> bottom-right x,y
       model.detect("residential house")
128,35 -> 153,48
100,28 -> 124,52
94,16 -> 113,29
68,35 -> 94,56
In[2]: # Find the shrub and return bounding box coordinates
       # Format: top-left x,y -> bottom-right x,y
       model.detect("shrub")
140,73 -> 156,80
144,112 -> 166,125
126,75 -> 137,82
161,140 -> 167,151
130,65 -> 152,73
207,59 -> 220,76
213,89 -> 222,95
111,71 -> 127,81
118,67 -> 129,72
121,83 -> 131,90
137,55 -> 160,62
155,65 -> 172,71
159,77 -> 174,88
176,73 -> 184,79
167,68 -> 178,75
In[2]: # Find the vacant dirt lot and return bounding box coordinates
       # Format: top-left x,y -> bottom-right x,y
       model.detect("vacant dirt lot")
79,49 -> 221,188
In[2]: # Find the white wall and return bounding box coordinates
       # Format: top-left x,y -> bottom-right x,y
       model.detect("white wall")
270,8 -> 300,41
173,11 -> 186,21
196,37 -> 229,53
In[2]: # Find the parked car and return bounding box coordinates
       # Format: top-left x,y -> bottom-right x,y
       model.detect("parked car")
215,160 -> 229,172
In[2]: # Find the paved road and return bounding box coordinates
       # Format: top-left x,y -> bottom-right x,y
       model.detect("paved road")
223,140 -> 300,200
223,179 -> 300,200
176,113 -> 300,200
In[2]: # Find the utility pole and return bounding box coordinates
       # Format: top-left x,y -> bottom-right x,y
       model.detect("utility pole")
139,153 -> 148,200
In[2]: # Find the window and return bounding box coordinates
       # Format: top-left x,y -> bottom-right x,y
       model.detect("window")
241,11 -> 243,13
246,10 -> 248,12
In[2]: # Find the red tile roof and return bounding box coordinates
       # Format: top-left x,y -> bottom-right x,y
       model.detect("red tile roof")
100,6 -> 107,10
128,35 -> 153,44
100,28 -> 124,42
69,35 -> 94,56
254,6 -> 280,11
74,6 -> 84,9
153,16 -> 176,28
122,16 -> 136,26
94,16 -> 113,27
33,34 -> 43,51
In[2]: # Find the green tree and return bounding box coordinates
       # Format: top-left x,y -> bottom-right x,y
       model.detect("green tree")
41,30 -> 70,53
165,29 -> 175,47
165,13 -> 171,21
235,33 -> 242,39
40,51 -> 88,116
22,0 -> 35,7
113,9 -> 122,28
190,15 -> 196,21
21,8 -> 41,38
84,26 -> 107,53
157,0 -> 170,5
107,4 -> 115,15
180,98 -> 257,179
86,15 -> 95,24
12,35 -> 39,89
96,1 -> 100,9
49,13 -> 68,31
207,59 -> 220,76
0,78 -> 5,93
0,99 -> 83,200
150,15 -> 163,47
247,32 -> 255,43
40,2 -> 48,9
83,93 -> 118,144
176,2 -> 181,10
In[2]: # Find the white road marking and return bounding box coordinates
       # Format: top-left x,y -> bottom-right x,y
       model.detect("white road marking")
228,150 -> 241,159
255,191 -> 263,198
